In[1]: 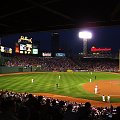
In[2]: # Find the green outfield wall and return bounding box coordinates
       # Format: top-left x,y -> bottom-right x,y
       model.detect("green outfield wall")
0,66 -> 42,74
0,66 -> 22,73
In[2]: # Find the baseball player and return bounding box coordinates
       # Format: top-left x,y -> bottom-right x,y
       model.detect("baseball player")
56,83 -> 58,88
102,95 -> 105,102
31,79 -> 34,83
59,75 -> 61,80
107,95 -> 110,102
94,85 -> 98,94
89,78 -> 92,83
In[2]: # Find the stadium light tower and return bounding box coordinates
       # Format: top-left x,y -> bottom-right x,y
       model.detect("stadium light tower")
79,31 -> 92,55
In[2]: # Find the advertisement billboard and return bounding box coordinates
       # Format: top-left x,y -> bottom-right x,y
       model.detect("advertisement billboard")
42,52 -> 51,57
55,53 -> 65,57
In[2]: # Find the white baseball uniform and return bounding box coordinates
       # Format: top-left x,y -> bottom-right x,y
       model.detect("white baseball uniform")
31,79 -> 34,83
59,75 -> 61,79
102,95 -> 105,102
94,85 -> 98,94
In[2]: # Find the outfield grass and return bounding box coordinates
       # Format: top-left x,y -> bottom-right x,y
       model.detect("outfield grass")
0,72 -> 120,102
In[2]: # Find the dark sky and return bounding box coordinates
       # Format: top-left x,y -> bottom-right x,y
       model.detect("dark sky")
1,25 -> 120,55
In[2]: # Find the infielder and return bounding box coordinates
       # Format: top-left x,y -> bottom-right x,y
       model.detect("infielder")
102,95 -> 105,102
107,95 -> 110,102
94,85 -> 98,94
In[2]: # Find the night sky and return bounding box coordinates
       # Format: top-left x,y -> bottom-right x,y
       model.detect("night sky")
1,25 -> 120,55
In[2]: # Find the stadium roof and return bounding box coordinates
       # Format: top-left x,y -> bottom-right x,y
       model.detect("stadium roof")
0,0 -> 120,36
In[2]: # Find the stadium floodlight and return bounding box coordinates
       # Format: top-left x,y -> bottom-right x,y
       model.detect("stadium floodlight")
79,31 -> 92,55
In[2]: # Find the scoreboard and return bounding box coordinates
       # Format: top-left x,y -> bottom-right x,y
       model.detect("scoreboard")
15,36 -> 38,54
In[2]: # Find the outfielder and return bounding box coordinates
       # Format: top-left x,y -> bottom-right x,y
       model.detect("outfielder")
31,79 -> 34,83
89,78 -> 92,83
59,75 -> 61,80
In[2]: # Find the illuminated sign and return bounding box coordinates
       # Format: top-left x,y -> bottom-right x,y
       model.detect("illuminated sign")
18,36 -> 32,43
20,51 -> 23,54
42,52 -> 51,57
20,44 -> 26,50
0,46 -> 12,54
56,53 -> 65,57
15,44 -> 20,53
26,44 -> 32,52
32,49 -> 38,54
1,46 -> 4,52
91,46 -> 112,52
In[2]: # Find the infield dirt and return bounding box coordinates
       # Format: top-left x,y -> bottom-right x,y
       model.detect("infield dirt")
33,80 -> 120,107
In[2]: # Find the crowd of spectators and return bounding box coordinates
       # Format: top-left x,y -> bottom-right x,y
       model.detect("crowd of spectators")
72,58 -> 118,72
4,55 -> 79,71
0,90 -> 120,120
4,55 -> 119,72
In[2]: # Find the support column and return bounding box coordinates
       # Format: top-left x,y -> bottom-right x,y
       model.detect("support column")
83,39 -> 87,55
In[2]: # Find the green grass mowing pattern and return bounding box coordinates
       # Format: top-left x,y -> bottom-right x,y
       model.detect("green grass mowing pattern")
0,72 -> 120,102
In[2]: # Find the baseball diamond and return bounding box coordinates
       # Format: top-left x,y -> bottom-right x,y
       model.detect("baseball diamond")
0,72 -> 120,107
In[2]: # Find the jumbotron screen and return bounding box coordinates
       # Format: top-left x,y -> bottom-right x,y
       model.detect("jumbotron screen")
20,44 -> 26,51
20,43 -> 32,54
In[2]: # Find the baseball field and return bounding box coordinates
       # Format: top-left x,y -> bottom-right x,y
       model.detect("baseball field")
0,72 -> 120,106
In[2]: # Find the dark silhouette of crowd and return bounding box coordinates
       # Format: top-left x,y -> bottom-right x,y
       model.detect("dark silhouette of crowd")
0,90 -> 120,120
